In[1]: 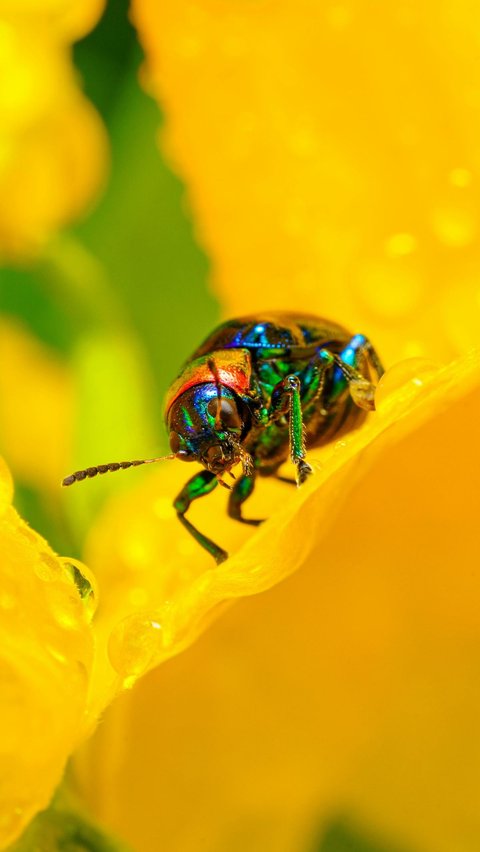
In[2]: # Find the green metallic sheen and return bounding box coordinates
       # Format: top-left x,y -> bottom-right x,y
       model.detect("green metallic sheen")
166,312 -> 384,563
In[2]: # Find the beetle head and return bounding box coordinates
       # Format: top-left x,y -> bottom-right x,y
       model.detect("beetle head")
167,384 -> 251,476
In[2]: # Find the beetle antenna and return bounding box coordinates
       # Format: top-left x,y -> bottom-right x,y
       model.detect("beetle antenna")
207,357 -> 223,429
62,455 -> 176,487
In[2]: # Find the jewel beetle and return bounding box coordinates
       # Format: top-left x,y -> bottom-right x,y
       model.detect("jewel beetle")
63,312 -> 384,563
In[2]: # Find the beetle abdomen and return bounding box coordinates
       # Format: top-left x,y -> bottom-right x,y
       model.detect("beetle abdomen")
192,312 -> 351,358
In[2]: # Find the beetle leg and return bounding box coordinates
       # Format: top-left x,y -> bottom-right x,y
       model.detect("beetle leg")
319,334 -> 385,411
300,361 -> 327,408
228,474 -> 264,526
269,375 -> 313,485
174,470 -> 228,564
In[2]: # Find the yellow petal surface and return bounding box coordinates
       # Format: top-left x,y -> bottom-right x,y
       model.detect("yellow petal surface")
0,0 -> 105,40
132,0 -> 480,364
0,457 -> 96,848
0,92 -> 108,257
0,318 -> 73,493
76,352 -> 480,852
0,4 -> 107,257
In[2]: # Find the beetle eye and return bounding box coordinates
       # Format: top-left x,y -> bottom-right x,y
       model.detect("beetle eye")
169,431 -> 181,453
207,397 -> 242,432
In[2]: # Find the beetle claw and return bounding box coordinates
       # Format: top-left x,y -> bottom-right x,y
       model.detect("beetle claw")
217,476 -> 233,491
296,460 -> 313,486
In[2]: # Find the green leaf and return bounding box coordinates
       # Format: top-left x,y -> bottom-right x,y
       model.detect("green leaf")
7,803 -> 131,852
75,45 -> 219,432
314,817 -> 414,852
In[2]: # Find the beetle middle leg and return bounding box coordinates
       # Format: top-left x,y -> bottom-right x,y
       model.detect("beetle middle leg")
228,473 -> 264,526
269,375 -> 313,485
174,470 -> 228,564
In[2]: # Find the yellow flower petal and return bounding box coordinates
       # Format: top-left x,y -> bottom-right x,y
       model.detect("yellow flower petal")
0,458 -> 95,847
0,3 -> 107,257
0,93 -> 108,257
0,318 -> 73,493
0,0 -> 105,40
77,350 -> 480,852
86,351 -> 480,669
132,1 -> 480,363
0,455 -> 13,516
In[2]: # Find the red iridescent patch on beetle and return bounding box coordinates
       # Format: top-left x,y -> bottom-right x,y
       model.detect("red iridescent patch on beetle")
165,349 -> 253,414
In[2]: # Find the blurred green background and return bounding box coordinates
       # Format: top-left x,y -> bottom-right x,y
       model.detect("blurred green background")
0,0 -> 218,558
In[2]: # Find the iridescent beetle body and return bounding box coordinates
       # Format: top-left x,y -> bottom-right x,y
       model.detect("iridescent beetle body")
64,312 -> 384,563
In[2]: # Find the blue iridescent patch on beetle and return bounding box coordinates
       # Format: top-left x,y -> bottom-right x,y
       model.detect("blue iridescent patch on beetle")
178,384 -> 236,447
229,322 -> 294,349
333,334 -> 366,388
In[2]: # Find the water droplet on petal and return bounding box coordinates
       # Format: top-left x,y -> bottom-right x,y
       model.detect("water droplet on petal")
61,559 -> 98,619
375,358 -> 439,411
108,612 -> 165,680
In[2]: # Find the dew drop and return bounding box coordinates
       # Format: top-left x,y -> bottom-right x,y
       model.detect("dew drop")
61,559 -> 98,620
108,612 -> 165,679
375,358 -> 439,411
47,585 -> 81,631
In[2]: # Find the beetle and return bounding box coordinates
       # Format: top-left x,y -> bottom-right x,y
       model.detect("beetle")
63,312 -> 384,563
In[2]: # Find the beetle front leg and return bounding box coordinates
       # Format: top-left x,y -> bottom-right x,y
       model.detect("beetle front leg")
270,375 -> 313,485
174,470 -> 228,564
228,474 -> 264,525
